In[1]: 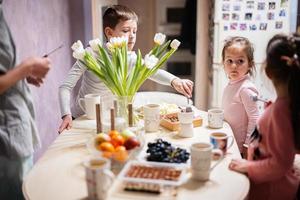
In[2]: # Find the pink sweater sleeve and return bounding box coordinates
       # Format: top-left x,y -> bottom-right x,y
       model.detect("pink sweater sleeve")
240,87 -> 259,145
247,106 -> 295,183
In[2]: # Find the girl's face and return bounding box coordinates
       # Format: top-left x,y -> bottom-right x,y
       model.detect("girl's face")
105,19 -> 137,51
223,43 -> 251,81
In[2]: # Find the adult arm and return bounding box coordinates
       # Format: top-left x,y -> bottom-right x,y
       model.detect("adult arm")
0,57 -> 51,94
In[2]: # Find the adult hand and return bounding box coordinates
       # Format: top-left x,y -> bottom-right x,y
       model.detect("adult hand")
171,78 -> 194,98
26,76 -> 43,87
58,114 -> 73,134
22,56 -> 51,80
228,159 -> 249,175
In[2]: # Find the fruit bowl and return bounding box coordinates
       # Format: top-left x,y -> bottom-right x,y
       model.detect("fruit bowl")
86,129 -> 145,172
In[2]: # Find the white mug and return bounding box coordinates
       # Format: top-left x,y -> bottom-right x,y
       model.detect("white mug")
143,104 -> 160,132
79,94 -> 101,119
190,142 -> 223,181
208,108 -> 224,129
178,111 -> 194,138
83,157 -> 115,200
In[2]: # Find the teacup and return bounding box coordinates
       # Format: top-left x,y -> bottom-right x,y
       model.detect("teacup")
208,108 -> 224,129
83,157 -> 115,200
190,142 -> 223,181
143,104 -> 160,132
209,132 -> 234,154
79,94 -> 101,119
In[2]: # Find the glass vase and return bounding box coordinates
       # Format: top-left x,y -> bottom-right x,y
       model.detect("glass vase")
115,95 -> 135,125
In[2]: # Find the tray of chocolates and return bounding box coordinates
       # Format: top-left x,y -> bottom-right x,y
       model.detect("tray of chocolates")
118,160 -> 189,191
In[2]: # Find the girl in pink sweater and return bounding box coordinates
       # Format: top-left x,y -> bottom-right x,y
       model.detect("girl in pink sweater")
221,37 -> 259,155
229,33 -> 300,200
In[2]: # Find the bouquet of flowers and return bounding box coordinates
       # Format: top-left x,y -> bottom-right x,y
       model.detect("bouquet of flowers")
71,33 -> 180,98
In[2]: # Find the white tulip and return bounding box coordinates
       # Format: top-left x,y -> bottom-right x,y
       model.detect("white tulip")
154,33 -> 166,45
72,48 -> 85,60
144,54 -> 159,69
109,36 -> 128,47
89,38 -> 101,51
170,39 -> 181,50
71,40 -> 84,51
106,42 -> 113,51
128,51 -> 137,67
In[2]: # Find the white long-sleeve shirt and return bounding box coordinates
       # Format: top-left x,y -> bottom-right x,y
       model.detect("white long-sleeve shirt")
59,51 -> 177,118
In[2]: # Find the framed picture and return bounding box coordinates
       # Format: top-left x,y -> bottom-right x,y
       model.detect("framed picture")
245,13 -> 253,20
279,9 -> 286,17
222,3 -> 230,11
233,4 -> 241,11
267,12 -> 275,20
275,21 -> 283,29
257,2 -> 265,10
240,23 -> 247,31
249,24 -> 257,31
230,23 -> 238,30
222,13 -> 230,20
259,23 -> 267,30
269,2 -> 276,10
232,13 -> 240,21
246,1 -> 255,9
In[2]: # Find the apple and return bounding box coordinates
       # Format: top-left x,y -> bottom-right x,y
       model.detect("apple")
120,129 -> 135,140
124,137 -> 140,150
94,133 -> 111,147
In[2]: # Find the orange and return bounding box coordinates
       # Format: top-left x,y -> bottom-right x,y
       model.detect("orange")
111,134 -> 125,147
99,142 -> 115,152
108,130 -> 120,138
101,151 -> 113,159
113,146 -> 128,162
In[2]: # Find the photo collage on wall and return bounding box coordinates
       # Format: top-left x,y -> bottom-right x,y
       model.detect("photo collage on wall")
222,0 -> 288,31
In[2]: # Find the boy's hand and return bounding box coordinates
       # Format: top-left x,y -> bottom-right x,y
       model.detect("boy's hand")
58,114 -> 73,134
171,78 -> 194,98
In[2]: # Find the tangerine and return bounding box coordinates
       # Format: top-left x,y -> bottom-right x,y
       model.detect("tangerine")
101,151 -> 113,159
108,130 -> 120,138
111,134 -> 125,147
114,146 -> 128,162
99,142 -> 115,152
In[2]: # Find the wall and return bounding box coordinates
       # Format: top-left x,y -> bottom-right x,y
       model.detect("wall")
118,0 -> 157,91
2,0 -> 85,160
195,0 -> 210,110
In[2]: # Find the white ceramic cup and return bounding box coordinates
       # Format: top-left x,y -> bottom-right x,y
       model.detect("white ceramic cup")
190,142 -> 223,181
143,104 -> 160,132
79,94 -> 101,119
178,111 -> 194,138
83,157 -> 115,200
208,108 -> 224,129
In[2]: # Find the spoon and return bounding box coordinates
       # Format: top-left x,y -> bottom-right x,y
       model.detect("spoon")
43,44 -> 64,57
250,95 -> 268,103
